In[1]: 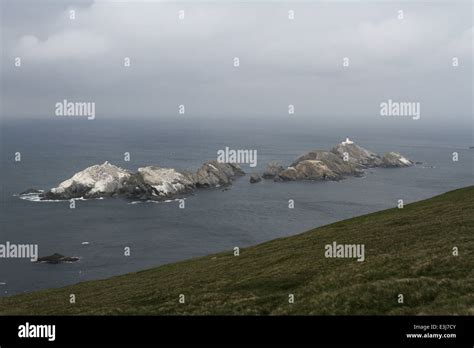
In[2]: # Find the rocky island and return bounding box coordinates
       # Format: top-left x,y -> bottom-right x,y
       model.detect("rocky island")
19,138 -> 413,202
262,137 -> 413,182
31,160 -> 244,202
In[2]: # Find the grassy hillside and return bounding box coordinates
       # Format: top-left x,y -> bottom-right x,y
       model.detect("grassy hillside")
1,186 -> 473,315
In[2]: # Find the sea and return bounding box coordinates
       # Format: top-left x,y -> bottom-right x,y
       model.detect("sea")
0,116 -> 472,297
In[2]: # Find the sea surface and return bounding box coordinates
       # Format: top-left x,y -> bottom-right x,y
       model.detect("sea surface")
0,117 -> 472,297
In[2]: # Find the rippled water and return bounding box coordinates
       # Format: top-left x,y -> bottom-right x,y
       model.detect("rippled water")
0,117 -> 472,297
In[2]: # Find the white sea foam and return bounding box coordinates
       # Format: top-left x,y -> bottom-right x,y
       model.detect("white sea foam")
18,193 -> 61,202
17,194 -> 104,203
129,198 -> 183,205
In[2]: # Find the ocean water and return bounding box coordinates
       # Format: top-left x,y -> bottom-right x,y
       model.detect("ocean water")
0,117 -> 472,297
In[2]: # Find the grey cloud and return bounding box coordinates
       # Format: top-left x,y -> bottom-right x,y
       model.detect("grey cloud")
1,0 -> 472,127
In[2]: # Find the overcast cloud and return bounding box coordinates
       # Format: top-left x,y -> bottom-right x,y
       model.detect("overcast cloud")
1,0 -> 472,127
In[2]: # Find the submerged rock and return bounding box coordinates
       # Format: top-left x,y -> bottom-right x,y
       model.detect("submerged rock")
36,253 -> 79,264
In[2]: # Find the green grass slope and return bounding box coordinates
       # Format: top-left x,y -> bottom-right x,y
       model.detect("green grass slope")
1,186 -> 473,315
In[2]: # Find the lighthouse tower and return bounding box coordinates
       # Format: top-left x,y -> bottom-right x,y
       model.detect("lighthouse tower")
342,137 -> 354,145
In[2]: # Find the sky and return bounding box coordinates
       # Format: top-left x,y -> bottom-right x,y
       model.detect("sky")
0,0 -> 472,129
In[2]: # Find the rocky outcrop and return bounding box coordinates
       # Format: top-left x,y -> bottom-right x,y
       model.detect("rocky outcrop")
268,138 -> 413,183
294,160 -> 340,180
277,167 -> 298,181
43,161 -> 131,200
331,142 -> 382,168
381,152 -> 413,168
249,173 -> 262,183
22,138 -> 413,203
290,150 -> 362,178
36,160 -> 245,202
277,160 -> 339,181
36,253 -> 79,264
191,161 -> 245,187
263,162 -> 285,179
115,172 -> 157,200
138,166 -> 195,198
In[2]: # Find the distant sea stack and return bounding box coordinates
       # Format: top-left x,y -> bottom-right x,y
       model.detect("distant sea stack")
266,137 -> 413,182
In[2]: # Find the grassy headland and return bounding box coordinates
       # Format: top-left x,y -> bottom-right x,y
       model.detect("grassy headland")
1,186 -> 472,315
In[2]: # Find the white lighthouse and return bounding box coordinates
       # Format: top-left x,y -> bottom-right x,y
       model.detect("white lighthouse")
342,137 -> 354,145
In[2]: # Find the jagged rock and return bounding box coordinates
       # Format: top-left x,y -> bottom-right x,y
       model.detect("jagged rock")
38,160 -> 245,201
263,162 -> 285,179
277,160 -> 339,181
27,138 -> 413,203
192,161 -> 244,188
115,172 -> 156,200
294,160 -> 339,180
138,166 -> 195,198
291,150 -> 362,178
278,167 -> 298,181
36,253 -> 79,264
43,161 -> 131,200
249,173 -> 262,183
381,152 -> 413,168
270,138 -> 413,183
331,138 -> 382,167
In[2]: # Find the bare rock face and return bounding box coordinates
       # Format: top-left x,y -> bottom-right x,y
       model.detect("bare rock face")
294,160 -> 339,180
277,160 -> 339,181
268,138 -> 413,183
263,162 -> 285,179
25,137 -> 413,203
43,161 -> 132,200
291,150 -> 362,178
37,160 -> 245,202
331,141 -> 382,168
381,152 -> 413,168
138,166 -> 195,198
192,161 -> 245,187
278,167 -> 298,181
116,172 -> 156,200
